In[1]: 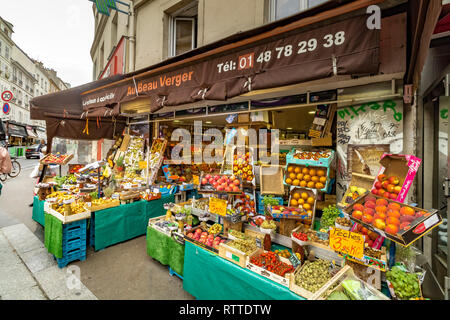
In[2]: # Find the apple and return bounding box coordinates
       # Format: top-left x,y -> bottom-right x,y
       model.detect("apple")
225,187 -> 232,192
365,201 -> 376,209
381,180 -> 390,189
205,174 -> 211,180
187,233 -> 194,238
233,186 -> 240,192
388,176 -> 400,185
353,204 -> 365,212
378,189 -> 386,197
383,192 -> 391,199
208,178 -> 214,184
394,186 -> 402,194
389,193 -> 398,200
386,184 -> 395,193
214,175 -> 220,181
374,181 -> 382,189
195,229 -> 202,234
201,178 -> 207,185
378,174 -> 387,182
217,185 -> 224,191
371,189 -> 379,195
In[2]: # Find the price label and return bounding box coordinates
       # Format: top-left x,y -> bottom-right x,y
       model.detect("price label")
138,161 -> 147,169
289,254 -> 301,269
209,197 -> 227,216
192,175 -> 200,186
255,238 -> 262,248
329,227 -> 365,259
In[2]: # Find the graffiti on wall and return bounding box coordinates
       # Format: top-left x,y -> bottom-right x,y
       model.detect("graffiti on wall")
336,100 -> 403,200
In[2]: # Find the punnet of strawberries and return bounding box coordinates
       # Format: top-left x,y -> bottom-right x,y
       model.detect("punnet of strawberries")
292,232 -> 308,241
250,251 -> 295,277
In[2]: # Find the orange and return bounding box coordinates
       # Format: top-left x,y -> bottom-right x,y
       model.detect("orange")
309,169 -> 316,176
287,166 -> 294,173
303,203 -> 311,211
307,181 -> 315,188
303,175 -> 311,182
294,166 -> 301,174
307,197 -> 314,204
315,182 -> 324,189
319,176 -> 327,183
285,178 -> 292,185
296,173 -> 304,180
317,169 -> 325,177
311,176 -> 319,183
298,199 -> 305,205
290,199 -> 298,206
293,192 -> 300,200
289,173 -> 296,180
300,181 -> 307,187
302,167 -> 309,175
301,192 -> 309,199
292,179 -> 300,186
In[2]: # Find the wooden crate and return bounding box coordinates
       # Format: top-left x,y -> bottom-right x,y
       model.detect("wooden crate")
40,153 -> 74,165
246,249 -> 295,287
44,202 -> 91,224
289,261 -> 343,299
344,260 -> 382,290
119,134 -> 131,152
218,240 -> 259,268
90,199 -> 120,212
259,165 -> 284,195
311,265 -> 389,300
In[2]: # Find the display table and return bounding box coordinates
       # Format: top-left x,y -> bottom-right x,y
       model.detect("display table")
146,226 -> 185,276
92,194 -> 175,251
182,241 -> 305,300
32,196 -> 46,226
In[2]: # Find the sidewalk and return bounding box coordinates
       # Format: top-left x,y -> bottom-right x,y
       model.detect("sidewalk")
0,224 -> 97,300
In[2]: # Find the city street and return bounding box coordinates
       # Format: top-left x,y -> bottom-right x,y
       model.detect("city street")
0,158 -> 193,300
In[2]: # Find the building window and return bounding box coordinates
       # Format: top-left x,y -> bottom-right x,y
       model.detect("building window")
5,46 -> 9,59
0,40 -> 2,56
168,2 -> 198,57
269,0 -> 329,21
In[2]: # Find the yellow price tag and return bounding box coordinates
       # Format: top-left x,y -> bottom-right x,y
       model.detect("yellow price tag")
329,227 -> 365,259
139,161 -> 147,169
193,175 -> 200,186
209,197 -> 227,216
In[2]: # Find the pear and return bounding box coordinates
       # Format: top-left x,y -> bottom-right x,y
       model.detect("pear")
350,186 -> 358,193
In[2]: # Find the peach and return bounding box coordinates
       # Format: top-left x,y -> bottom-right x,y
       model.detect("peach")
374,213 -> 387,221
388,176 -> 400,185
388,203 -> 401,211
400,215 -> 415,223
400,206 -> 415,216
373,218 -> 386,230
378,174 -> 387,182
386,216 -> 400,226
362,214 -> 374,224
385,224 -> 399,235
371,189 -> 379,195
386,184 -> 395,193
378,189 -> 386,197
374,181 -> 382,189
375,206 -> 387,214
366,196 -> 376,203
376,199 -> 388,207
383,192 -> 391,199
352,210 -> 363,220
389,193 -> 398,200
365,201 -> 376,209
381,181 -> 390,190
353,203 -> 365,212
387,210 -> 400,219
393,186 -> 402,193
361,227 -> 369,235
364,208 -> 375,216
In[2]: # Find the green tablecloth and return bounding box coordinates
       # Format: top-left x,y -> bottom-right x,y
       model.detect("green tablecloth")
44,213 -> 63,258
146,226 -> 185,276
183,241 -> 305,300
32,196 -> 45,226
93,195 -> 174,251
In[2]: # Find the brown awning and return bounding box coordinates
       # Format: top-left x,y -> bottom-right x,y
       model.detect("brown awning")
81,14 -> 380,114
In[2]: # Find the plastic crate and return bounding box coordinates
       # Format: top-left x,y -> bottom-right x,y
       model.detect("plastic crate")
56,247 -> 86,268
62,237 -> 86,253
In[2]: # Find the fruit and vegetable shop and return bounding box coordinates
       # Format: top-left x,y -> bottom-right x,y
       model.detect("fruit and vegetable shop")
28,6 -> 447,301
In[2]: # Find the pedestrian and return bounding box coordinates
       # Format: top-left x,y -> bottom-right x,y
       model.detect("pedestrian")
0,143 -> 12,196
28,143 -> 48,207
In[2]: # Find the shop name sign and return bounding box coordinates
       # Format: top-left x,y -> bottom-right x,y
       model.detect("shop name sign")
82,15 -> 379,112
329,227 -> 365,259
82,92 -> 115,107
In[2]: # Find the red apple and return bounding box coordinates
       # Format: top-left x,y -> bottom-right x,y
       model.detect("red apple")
389,193 -> 398,200
378,174 -> 387,182
371,189 -> 379,195
364,208 -> 375,216
378,189 -> 386,197
205,174 -> 211,180
383,192 -> 391,199
201,178 -> 208,185
381,181 -> 390,190
365,201 -> 376,209
374,181 -> 382,189
386,184 -> 395,193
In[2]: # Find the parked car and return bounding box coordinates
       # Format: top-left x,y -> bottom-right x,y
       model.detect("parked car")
25,144 -> 42,159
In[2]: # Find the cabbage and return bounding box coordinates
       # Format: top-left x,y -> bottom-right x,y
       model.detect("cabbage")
342,279 -> 363,300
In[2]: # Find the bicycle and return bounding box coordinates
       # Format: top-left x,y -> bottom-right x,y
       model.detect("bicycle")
0,156 -> 21,182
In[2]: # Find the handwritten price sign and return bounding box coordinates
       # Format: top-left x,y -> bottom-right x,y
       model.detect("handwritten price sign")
209,197 -> 227,216
329,228 -> 365,259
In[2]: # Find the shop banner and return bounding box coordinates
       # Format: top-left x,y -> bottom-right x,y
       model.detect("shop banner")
82,15 -> 379,113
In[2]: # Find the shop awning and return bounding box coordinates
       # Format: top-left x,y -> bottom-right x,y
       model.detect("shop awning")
26,126 -> 38,139
7,123 -> 27,138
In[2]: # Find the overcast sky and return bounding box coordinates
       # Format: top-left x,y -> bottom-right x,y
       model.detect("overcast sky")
1,0 -> 94,88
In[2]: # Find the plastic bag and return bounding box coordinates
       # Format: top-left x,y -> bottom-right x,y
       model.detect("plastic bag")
29,164 -> 40,179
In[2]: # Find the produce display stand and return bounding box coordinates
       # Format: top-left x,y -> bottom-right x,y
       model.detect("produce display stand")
146,224 -> 185,276
182,241 -> 305,300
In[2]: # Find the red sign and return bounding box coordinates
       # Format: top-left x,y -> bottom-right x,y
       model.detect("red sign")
1,91 -> 13,102
99,36 -> 126,79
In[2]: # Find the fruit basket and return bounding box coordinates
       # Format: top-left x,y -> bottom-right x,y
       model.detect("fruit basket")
40,153 -> 74,165
344,193 -> 442,247
311,265 -> 389,300
247,249 -> 296,287
283,163 -> 330,192
199,173 -> 243,194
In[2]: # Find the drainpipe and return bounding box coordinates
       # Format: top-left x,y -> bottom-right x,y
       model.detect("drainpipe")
127,0 -> 136,73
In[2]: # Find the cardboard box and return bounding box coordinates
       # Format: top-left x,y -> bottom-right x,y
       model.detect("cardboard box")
247,249 -> 295,287
283,163 -> 330,193
338,172 -> 374,209
344,193 -> 442,247
371,154 -> 421,203
286,148 -> 335,168
259,165 -> 284,195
